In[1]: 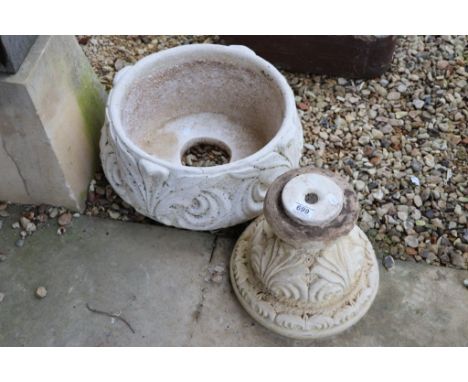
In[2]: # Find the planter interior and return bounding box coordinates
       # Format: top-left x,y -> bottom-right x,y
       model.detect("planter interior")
117,49 -> 286,166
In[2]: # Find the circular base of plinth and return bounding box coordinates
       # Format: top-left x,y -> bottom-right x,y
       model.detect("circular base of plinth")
230,217 -> 379,340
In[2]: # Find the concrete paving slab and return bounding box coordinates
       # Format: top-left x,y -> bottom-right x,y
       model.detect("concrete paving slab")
192,235 -> 468,346
0,207 -> 214,346
1,207 -> 467,346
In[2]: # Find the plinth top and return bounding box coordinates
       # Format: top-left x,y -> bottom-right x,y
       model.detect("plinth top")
281,173 -> 344,226
264,166 -> 359,246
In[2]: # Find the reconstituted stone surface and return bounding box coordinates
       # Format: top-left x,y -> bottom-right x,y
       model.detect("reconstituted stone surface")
1,206 -> 467,346
0,36 -> 106,211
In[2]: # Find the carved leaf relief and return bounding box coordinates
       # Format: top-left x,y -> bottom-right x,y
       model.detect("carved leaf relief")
250,220 -> 308,301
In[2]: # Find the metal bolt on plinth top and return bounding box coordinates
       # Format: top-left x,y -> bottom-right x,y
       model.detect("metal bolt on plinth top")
230,166 -> 380,339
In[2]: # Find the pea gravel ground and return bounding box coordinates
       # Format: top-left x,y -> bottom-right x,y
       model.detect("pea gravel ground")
3,35 -> 465,271
77,35 -> 467,270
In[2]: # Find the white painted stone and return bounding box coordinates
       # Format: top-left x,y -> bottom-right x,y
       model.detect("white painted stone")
101,44 -> 303,230
0,36 -> 106,211
230,168 -> 379,339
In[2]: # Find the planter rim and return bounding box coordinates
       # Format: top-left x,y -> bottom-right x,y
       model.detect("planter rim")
107,43 -> 298,174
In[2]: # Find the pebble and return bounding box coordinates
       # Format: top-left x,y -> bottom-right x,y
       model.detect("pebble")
114,58 -> 128,71
424,154 -> 435,168
432,218 -> 444,229
0,210 -> 9,218
49,207 -> 59,219
25,221 -> 36,234
410,176 -> 420,186
358,136 -> 370,145
0,292 -> 4,303
58,212 -> 72,226
397,211 -> 408,221
437,60 -> 449,70
387,91 -> 401,100
425,252 -> 438,263
20,216 -> 30,230
397,84 -> 407,93
374,84 -> 387,97
413,195 -> 423,207
15,239 -> 25,248
0,220 -> 3,230
355,180 -> 366,191
0,254 -> 6,262
108,210 -> 120,219
337,78 -> 347,85
35,286 -> 47,299
395,111 -> 407,119
383,255 -> 395,270
412,99 -> 425,109
372,189 -> 384,201
464,279 -> 468,289
371,129 -> 384,139
411,159 -> 423,173
405,235 -> 419,248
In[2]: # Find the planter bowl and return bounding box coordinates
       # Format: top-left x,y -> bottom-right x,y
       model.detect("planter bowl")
100,44 -> 303,230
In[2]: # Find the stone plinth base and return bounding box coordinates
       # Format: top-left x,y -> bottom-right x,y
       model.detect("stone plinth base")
0,36 -> 106,210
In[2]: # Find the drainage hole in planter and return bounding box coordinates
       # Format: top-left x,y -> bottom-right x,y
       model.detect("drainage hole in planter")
305,192 -> 319,204
181,141 -> 231,167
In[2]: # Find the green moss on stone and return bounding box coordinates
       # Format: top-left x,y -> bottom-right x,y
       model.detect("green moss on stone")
75,69 -> 106,168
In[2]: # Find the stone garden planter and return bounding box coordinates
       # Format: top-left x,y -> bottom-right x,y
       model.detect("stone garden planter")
101,44 -> 303,230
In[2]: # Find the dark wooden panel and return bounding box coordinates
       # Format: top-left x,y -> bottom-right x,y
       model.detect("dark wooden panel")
220,35 -> 397,78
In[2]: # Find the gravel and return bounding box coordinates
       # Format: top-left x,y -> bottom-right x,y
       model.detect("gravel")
6,35 -> 466,270
181,142 -> 230,167
289,35 -> 468,270
78,35 -> 217,91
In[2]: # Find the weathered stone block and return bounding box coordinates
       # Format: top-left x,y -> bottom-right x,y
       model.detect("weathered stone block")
0,36 -> 106,211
